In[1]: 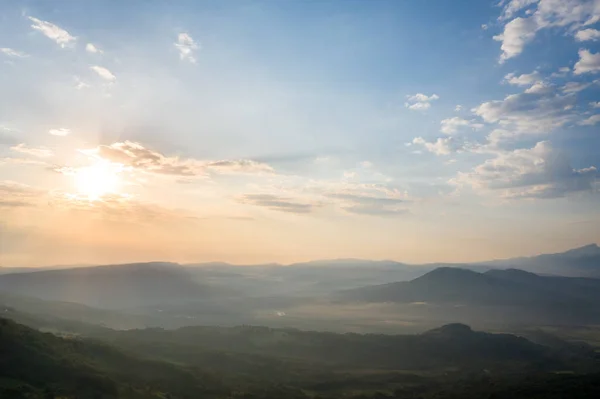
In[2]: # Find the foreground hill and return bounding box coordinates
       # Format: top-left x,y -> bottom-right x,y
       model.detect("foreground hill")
0,262 -> 217,309
2,314 -> 600,399
87,321 -> 599,373
0,317 -> 225,399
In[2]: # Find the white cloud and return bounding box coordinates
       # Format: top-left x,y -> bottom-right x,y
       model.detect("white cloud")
10,143 -> 53,158
503,71 -> 556,94
590,101 -> 600,108
90,65 -> 116,81
574,49 -> 600,75
453,141 -> 599,199
575,28 -> 600,41
405,93 -> 439,111
48,128 -> 70,136
504,71 -> 542,86
412,136 -> 465,155
86,43 -> 102,54
494,17 -> 537,62
0,48 -> 28,58
495,0 -> 600,62
579,114 -> 600,125
440,117 -> 483,135
28,16 -> 76,48
473,88 -> 575,134
174,33 -> 199,63
455,105 -> 463,111
500,0 -> 539,20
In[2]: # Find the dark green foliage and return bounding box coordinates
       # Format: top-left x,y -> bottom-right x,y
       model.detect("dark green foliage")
2,315 -> 600,399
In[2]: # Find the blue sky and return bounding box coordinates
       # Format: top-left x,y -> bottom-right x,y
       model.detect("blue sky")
1,0 -> 599,266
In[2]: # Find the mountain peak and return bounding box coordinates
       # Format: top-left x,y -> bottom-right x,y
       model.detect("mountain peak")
413,267 -> 481,283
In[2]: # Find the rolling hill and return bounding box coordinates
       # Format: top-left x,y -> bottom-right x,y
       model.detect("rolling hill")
0,317 -> 224,399
340,267 -> 600,306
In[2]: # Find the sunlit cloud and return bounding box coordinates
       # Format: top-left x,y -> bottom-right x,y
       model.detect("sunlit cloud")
80,141 -> 274,178
28,16 -> 76,48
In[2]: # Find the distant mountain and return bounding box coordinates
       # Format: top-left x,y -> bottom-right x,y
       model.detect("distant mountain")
339,267 -> 600,308
0,262 -> 219,309
185,259 -> 433,296
478,244 -> 600,277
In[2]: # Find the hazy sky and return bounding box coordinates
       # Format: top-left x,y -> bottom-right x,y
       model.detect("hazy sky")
1,0 -> 599,267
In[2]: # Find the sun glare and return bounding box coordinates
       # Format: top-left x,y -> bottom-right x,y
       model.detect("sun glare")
74,161 -> 122,199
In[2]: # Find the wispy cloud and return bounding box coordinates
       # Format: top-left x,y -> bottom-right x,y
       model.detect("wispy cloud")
405,93 -> 439,111
238,194 -> 316,214
440,117 -> 483,135
174,33 -> 199,63
28,16 -> 76,48
0,48 -> 28,58
48,128 -> 70,136
579,114 -> 600,126
10,143 -> 53,158
412,136 -> 465,156
90,65 -> 116,81
0,181 -> 42,208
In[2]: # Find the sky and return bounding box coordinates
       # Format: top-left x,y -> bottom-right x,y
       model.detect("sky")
1,0 -> 599,267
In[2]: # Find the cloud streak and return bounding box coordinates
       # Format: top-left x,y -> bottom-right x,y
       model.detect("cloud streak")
0,48 -> 28,58
90,66 -> 116,81
28,16 -> 76,48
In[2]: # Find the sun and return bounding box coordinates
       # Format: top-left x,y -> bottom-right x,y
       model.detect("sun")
74,161 -> 122,199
